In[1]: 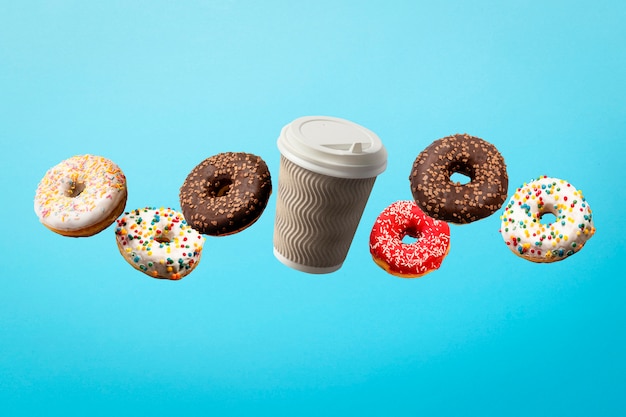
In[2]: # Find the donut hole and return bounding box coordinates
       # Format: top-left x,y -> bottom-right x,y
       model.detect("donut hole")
450,171 -> 471,185
65,181 -> 86,198
402,227 -> 422,244
207,177 -> 233,198
154,228 -> 176,245
539,211 -> 557,226
154,235 -> 171,244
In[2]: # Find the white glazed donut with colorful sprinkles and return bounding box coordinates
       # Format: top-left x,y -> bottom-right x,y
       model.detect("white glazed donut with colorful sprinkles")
115,207 -> 205,280
34,154 -> 128,237
500,176 -> 595,262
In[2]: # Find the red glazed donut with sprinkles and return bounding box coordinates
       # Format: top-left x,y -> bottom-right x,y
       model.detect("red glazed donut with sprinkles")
500,176 -> 595,262
115,207 -> 205,280
370,200 -> 451,278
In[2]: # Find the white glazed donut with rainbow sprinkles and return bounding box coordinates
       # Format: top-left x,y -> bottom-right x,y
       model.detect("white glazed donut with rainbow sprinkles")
500,176 -> 595,262
34,154 -> 128,237
114,207 -> 205,280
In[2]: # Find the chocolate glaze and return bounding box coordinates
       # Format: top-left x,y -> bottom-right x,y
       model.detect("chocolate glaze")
179,152 -> 272,236
409,134 -> 508,224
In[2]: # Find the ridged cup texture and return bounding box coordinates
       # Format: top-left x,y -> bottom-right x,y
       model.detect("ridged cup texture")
273,156 -> 376,271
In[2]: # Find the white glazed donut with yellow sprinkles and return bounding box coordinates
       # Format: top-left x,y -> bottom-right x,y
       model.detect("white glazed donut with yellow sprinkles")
34,154 -> 128,237
500,176 -> 595,262
114,207 -> 205,280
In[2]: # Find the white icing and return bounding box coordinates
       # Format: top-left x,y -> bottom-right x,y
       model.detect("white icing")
114,207 -> 205,280
34,155 -> 127,232
500,176 -> 595,262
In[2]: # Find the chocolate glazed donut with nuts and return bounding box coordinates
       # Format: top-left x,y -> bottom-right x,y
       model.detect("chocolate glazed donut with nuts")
179,152 -> 272,236
409,133 -> 508,224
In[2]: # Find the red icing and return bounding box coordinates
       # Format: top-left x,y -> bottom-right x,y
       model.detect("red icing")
369,200 -> 451,277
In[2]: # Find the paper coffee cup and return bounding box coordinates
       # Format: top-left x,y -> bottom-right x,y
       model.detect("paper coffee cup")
273,116 -> 387,274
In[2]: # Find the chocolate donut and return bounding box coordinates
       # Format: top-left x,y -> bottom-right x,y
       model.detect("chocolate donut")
409,133 -> 508,224
179,152 -> 272,236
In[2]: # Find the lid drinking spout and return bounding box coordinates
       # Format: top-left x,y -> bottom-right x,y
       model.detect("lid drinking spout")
350,142 -> 363,153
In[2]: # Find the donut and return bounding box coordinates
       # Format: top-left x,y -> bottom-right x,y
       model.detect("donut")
500,176 -> 595,262
179,152 -> 272,236
369,200 -> 451,278
114,207 -> 205,280
409,133 -> 508,224
34,154 -> 127,237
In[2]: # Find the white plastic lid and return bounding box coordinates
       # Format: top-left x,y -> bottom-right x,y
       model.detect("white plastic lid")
277,116 -> 388,179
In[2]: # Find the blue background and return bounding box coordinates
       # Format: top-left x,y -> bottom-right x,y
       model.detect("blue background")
2,1 -> 625,416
